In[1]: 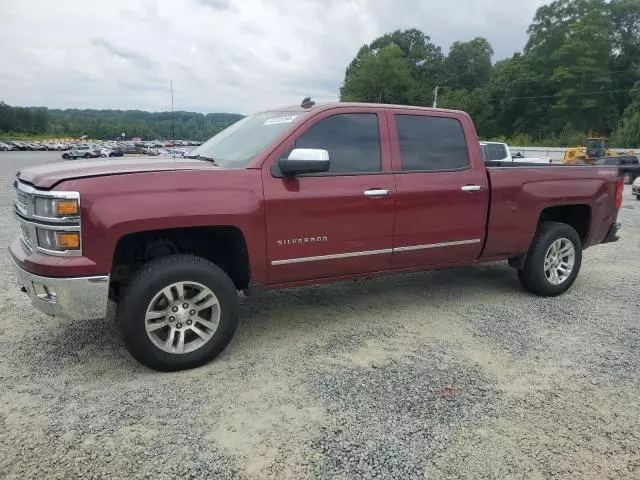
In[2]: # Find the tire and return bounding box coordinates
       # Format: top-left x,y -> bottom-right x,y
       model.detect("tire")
62,153 -> 69,159
517,222 -> 582,297
116,254 -> 239,371
636,195 -> 640,201
622,172 -> 633,185
84,153 -> 91,159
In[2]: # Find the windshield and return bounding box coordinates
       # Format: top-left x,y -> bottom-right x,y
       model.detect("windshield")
586,139 -> 604,149
188,111 -> 307,168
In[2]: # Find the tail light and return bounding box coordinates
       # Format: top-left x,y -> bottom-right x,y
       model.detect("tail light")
615,177 -> 624,210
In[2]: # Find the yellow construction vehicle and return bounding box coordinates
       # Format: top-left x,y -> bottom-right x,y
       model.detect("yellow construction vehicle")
563,137 -> 635,165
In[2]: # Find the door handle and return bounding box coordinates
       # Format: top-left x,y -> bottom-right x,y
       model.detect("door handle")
364,189 -> 391,197
461,185 -> 482,192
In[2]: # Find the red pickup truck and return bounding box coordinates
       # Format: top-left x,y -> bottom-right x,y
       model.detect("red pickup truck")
10,101 -> 623,371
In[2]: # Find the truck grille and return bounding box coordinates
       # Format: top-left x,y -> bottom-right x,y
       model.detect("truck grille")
15,189 -> 29,215
19,224 -> 33,249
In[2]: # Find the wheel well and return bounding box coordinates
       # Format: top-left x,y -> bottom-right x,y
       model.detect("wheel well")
538,205 -> 590,244
111,226 -> 250,297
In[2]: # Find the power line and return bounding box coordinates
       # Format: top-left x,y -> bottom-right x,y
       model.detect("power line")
505,88 -> 635,101
439,68 -> 640,91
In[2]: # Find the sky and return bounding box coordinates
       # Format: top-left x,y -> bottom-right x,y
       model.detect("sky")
0,0 -> 549,114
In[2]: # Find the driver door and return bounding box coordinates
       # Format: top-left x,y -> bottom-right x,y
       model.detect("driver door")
261,108 -> 395,285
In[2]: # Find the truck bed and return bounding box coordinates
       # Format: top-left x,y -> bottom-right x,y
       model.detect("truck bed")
482,165 -> 619,259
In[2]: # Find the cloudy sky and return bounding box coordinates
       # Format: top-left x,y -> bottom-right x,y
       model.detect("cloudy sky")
0,0 -> 549,114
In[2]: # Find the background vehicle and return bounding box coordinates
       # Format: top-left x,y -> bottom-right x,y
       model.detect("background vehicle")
564,137 -> 635,165
594,155 -> 640,184
0,141 -> 16,151
633,177 -> 640,200
480,141 -> 557,164
62,145 -> 101,159
109,147 -> 124,157
10,102 -> 623,371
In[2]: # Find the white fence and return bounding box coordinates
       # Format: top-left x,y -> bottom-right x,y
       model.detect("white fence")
511,146 -> 634,161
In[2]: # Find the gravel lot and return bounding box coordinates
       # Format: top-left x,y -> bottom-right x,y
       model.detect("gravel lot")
1,151 -> 639,479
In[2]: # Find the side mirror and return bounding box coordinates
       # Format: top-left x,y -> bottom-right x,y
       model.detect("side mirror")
278,148 -> 330,176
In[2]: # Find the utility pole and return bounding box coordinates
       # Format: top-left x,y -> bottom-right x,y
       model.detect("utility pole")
171,80 -> 175,143
432,86 -> 439,108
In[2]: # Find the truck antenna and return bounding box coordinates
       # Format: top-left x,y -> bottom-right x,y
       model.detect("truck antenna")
171,80 -> 175,143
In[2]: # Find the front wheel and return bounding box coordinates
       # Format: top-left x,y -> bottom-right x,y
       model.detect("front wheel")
117,254 -> 239,371
62,153 -> 69,159
517,222 -> 582,297
84,153 -> 91,159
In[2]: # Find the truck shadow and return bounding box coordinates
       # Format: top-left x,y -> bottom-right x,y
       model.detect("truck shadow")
27,263 -> 520,374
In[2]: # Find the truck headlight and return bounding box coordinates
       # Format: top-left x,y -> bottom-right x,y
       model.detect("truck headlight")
34,197 -> 79,218
36,228 -> 81,251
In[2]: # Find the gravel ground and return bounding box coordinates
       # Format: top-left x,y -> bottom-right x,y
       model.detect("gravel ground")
1,151 -> 639,479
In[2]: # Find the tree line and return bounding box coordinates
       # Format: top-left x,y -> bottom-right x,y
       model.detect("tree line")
341,0 -> 640,147
0,102 -> 244,141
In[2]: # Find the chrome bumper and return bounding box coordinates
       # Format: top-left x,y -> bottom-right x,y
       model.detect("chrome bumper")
11,257 -> 110,320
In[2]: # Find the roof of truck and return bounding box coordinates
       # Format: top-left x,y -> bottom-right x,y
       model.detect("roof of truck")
261,102 -> 466,116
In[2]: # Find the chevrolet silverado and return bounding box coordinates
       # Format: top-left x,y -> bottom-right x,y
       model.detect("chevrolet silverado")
10,101 -> 623,371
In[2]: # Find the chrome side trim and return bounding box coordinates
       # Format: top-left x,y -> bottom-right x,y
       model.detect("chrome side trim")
271,239 -> 482,265
393,238 -> 481,253
271,248 -> 393,266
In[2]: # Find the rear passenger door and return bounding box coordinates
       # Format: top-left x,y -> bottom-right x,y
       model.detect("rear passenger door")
389,110 -> 489,268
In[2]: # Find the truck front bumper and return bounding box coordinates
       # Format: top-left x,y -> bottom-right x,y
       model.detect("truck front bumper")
10,256 -> 110,320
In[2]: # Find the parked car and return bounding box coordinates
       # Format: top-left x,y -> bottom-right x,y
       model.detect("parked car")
121,144 -> 136,154
0,141 -> 16,151
594,155 -> 640,184
61,145 -> 101,159
9,101 -> 623,371
633,176 -> 640,200
109,147 -> 124,157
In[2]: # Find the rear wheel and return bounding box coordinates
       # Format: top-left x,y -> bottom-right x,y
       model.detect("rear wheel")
84,153 -> 91,159
62,153 -> 69,159
117,254 -> 239,371
517,222 -> 582,297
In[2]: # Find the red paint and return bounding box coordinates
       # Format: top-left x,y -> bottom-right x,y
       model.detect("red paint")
10,103 -> 621,288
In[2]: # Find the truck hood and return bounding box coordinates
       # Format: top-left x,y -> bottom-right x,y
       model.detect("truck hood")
17,158 -> 216,189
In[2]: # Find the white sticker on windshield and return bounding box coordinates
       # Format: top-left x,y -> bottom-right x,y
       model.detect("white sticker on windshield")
263,115 -> 298,126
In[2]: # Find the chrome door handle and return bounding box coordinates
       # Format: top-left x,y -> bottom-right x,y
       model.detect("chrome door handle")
461,185 -> 482,192
364,189 -> 391,197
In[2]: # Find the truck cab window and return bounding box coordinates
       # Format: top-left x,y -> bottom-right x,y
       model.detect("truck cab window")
293,113 -> 381,174
485,143 -> 508,161
395,114 -> 469,171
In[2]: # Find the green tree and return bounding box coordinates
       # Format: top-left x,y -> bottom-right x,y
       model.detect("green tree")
439,87 -> 496,137
343,29 -> 443,105
340,43 -> 416,104
613,82 -> 640,147
547,0 -> 614,133
444,37 -> 494,89
610,0 -> 640,117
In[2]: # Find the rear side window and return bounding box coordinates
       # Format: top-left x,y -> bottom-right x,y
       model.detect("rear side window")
485,143 -> 508,161
395,115 -> 469,171
293,113 -> 381,174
